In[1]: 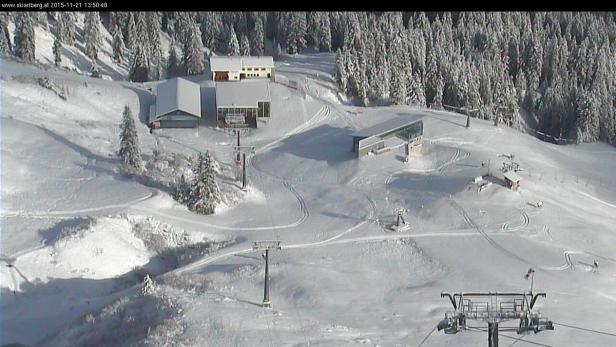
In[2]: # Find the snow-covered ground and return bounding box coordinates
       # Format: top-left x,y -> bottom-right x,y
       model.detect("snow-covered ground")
2,52 -> 616,346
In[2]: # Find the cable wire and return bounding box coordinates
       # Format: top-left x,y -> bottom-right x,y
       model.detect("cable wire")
552,322 -> 616,337
466,327 -> 553,347
417,326 -> 437,347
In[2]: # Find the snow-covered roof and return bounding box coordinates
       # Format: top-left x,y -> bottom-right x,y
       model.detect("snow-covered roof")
153,78 -> 201,120
215,80 -> 271,108
351,117 -> 422,138
210,56 -> 275,72
503,170 -> 522,182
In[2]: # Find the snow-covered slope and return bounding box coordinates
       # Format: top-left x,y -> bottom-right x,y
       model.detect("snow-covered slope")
2,52 -> 616,347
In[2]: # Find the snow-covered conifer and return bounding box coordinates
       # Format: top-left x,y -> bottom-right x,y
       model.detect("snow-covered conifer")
53,36 -> 61,66
183,25 -> 205,75
251,18 -> 265,56
0,13 -> 12,55
129,43 -> 149,82
13,12 -> 35,62
111,24 -> 126,64
240,34 -> 250,56
227,26 -> 240,56
186,151 -> 222,215
118,105 -> 144,174
166,37 -> 182,78
84,12 -> 101,61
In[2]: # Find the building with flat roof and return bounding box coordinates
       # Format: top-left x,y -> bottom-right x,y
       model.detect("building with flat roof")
351,117 -> 423,158
215,80 -> 271,129
210,56 -> 275,81
149,78 -> 201,128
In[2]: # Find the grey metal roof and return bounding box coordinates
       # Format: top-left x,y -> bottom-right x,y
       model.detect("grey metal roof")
216,80 -> 271,108
153,78 -> 201,121
210,56 -> 274,71
503,170 -> 522,182
351,116 -> 422,138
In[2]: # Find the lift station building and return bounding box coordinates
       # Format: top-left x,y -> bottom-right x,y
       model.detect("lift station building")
351,117 -> 423,158
215,80 -> 271,129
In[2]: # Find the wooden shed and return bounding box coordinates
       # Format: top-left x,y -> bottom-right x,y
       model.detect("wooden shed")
503,170 -> 522,191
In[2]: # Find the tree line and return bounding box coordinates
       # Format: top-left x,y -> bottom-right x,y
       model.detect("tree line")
1,11 -> 615,145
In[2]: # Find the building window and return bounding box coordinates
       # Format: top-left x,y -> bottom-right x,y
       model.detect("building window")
247,67 -> 252,71
261,68 -> 266,71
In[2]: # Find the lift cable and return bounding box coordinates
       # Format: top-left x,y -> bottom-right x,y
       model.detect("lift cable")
416,326 -> 437,347
552,322 -> 616,338
466,327 -> 553,347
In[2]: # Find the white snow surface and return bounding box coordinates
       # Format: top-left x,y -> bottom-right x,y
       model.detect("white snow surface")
2,51 -> 616,346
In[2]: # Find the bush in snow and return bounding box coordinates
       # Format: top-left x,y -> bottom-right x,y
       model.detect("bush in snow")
118,105 -> 144,175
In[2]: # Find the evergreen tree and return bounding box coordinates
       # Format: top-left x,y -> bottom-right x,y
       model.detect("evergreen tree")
286,12 -> 307,54
125,13 -> 137,51
335,48 -> 349,94
187,151 -> 222,215
240,34 -> 250,56
111,23 -> 126,63
84,12 -> 101,61
129,44 -> 149,82
227,26 -> 240,56
251,18 -> 265,56
118,105 -> 144,174
52,36 -> 61,66
57,12 -> 75,45
201,11 -> 222,50
318,13 -> 332,51
13,12 -> 35,62
0,13 -> 11,55
166,37 -> 182,78
183,25 -> 205,75
146,12 -> 163,79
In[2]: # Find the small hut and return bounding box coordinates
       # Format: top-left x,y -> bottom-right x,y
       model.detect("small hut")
503,170 -> 522,191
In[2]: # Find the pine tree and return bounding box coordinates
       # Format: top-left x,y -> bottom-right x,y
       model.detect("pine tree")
125,13 -> 137,51
227,26 -> 240,56
183,25 -> 205,75
174,172 -> 192,204
52,36 -> 61,66
187,151 -> 222,215
166,37 -> 182,78
0,13 -> 12,55
84,12 -> 101,61
318,13 -> 332,52
335,48 -> 348,94
251,18 -> 265,56
118,105 -> 144,174
129,44 -> 149,82
146,12 -> 163,79
201,11 -> 221,50
13,12 -> 35,62
240,34 -> 250,56
142,274 -> 156,296
111,24 -> 126,64
286,12 -> 307,54
57,12 -> 75,45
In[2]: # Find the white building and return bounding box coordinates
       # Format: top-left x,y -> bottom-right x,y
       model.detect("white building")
210,56 -> 275,81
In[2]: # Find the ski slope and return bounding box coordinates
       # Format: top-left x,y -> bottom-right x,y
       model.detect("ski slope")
2,52 -> 616,346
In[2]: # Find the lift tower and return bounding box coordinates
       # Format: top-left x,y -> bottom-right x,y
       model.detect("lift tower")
253,240 -> 282,308
437,291 -> 554,347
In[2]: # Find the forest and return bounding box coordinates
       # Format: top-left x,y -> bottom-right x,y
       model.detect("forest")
2,11 -> 615,145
